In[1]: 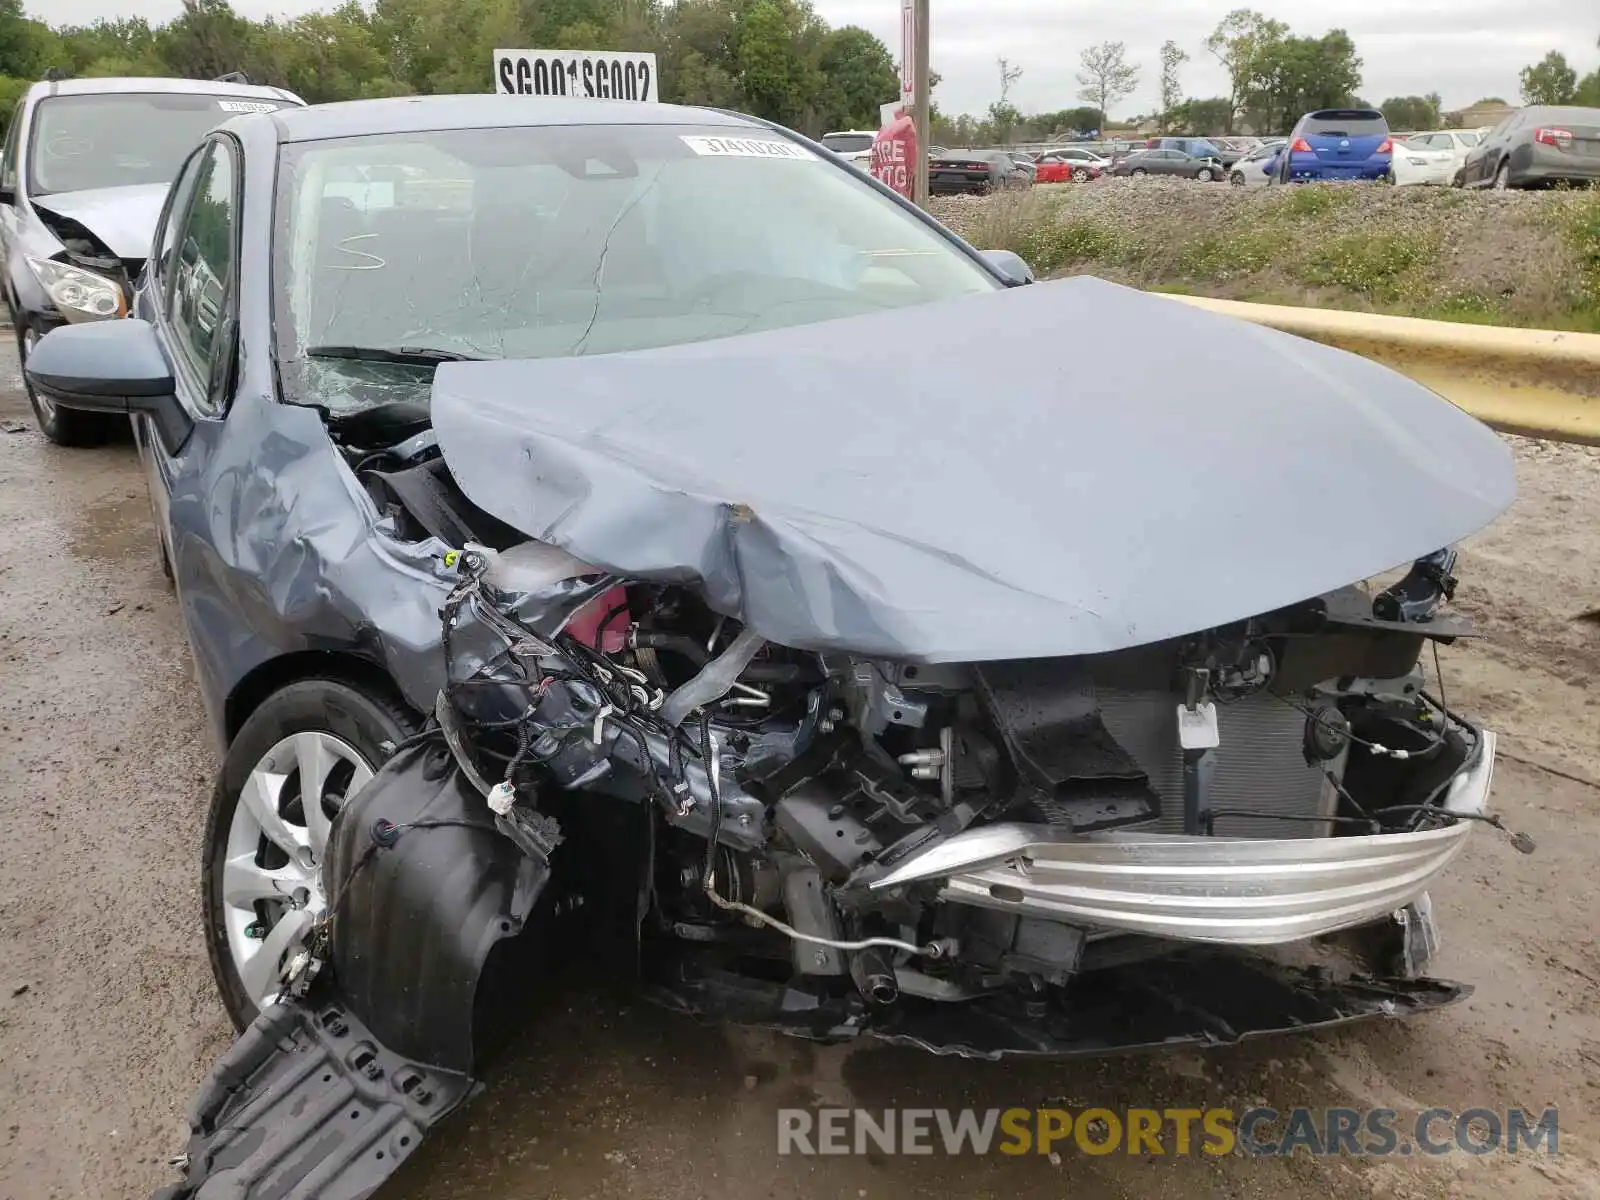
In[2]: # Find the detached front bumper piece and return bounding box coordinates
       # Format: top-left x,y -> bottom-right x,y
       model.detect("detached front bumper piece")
870,732 -> 1495,945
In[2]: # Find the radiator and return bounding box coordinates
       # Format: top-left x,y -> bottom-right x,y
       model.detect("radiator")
1094,685 -> 1339,839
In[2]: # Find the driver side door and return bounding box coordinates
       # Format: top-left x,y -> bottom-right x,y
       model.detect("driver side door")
133,134 -> 241,584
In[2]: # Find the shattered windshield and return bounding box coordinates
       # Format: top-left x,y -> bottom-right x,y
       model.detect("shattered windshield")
28,93 -> 292,196
272,123 -> 998,417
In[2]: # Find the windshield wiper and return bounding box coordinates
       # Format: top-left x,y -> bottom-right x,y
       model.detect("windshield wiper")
306,345 -> 487,365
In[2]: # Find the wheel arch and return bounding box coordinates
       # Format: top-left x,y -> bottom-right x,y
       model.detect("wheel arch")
224,649 -> 418,746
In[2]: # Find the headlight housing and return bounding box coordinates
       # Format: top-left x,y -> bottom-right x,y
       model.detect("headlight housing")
26,257 -> 126,322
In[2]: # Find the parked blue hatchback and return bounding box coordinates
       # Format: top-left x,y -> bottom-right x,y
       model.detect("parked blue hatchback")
1268,108 -> 1393,183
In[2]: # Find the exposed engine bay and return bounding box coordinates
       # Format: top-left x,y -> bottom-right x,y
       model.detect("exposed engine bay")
306,524 -> 1511,1053
311,435 -> 1521,1032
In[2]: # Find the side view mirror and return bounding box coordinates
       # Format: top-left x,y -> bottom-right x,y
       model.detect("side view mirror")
978,248 -> 1035,286
25,319 -> 193,452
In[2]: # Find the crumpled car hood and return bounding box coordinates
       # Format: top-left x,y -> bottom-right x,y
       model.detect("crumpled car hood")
32,182 -> 169,259
432,276 -> 1515,662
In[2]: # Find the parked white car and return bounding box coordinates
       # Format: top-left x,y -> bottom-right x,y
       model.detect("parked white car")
1402,129 -> 1483,185
1041,146 -> 1112,170
1391,136 -> 1457,185
1227,140 -> 1285,186
821,129 -> 877,170
1407,130 -> 1480,164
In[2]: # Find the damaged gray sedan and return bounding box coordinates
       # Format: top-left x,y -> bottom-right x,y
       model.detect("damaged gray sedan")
25,95 -> 1522,1198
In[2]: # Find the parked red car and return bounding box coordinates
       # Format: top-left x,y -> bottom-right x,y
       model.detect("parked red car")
1032,149 -> 1107,182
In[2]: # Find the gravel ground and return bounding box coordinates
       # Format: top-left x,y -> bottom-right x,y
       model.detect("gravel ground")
0,346 -> 1598,1200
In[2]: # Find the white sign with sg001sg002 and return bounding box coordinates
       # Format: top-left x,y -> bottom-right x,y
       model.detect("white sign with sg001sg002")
494,49 -> 658,102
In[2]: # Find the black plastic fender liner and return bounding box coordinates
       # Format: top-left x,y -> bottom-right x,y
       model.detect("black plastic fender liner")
152,982 -> 475,1200
324,734 -> 551,1074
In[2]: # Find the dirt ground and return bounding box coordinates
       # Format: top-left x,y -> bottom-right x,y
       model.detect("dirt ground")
0,342 -> 1597,1200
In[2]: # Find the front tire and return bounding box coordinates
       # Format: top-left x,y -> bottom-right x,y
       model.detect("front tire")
202,678 -> 415,1030
1493,161 -> 1512,190
16,318 -> 119,447
1230,171 -> 1246,186
1130,168 -> 1147,177
1196,167 -> 1214,182
1073,167 -> 1090,182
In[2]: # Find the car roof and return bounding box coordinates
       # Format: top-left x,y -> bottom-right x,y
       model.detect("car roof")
1521,105 -> 1600,121
27,75 -> 301,104
1306,108 -> 1385,121
267,95 -> 763,143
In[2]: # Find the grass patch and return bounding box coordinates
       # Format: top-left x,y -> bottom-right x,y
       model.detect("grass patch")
928,181 -> 1598,330
1562,191 -> 1600,304
1015,218 -> 1145,273
1276,184 -> 1358,219
1171,228 -> 1289,280
1291,232 -> 1440,299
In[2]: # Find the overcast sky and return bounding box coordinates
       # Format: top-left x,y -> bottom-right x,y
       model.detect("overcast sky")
32,0 -> 1599,118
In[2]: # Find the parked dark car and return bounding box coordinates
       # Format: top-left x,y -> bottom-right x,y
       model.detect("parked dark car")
1112,148 -> 1225,181
1458,105 -> 1600,189
27,95 -> 1515,1200
1267,108 -> 1393,183
929,148 -> 1031,194
1150,135 -> 1242,166
0,73 -> 302,445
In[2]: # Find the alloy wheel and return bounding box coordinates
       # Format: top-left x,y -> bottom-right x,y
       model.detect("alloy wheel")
220,730 -> 375,1009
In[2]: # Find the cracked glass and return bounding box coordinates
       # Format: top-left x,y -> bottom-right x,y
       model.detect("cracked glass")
271,122 -> 997,418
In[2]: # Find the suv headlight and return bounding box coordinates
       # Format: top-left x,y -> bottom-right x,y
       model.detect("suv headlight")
26,257 -> 126,322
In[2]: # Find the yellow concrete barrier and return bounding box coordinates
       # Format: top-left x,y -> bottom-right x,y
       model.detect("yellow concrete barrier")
1162,294 -> 1600,445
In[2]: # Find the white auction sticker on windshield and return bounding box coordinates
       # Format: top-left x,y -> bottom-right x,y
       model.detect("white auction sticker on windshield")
680,136 -> 815,161
217,100 -> 282,113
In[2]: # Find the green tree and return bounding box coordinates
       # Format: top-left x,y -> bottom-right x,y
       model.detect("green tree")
1159,39 -> 1187,129
276,5 -> 407,103
985,100 -> 1020,142
1380,94 -> 1442,130
1205,9 -> 1288,132
23,0 -> 895,129
733,0 -> 808,123
1170,96 -> 1234,135
1076,40 -> 1138,121
54,17 -> 161,75
0,0 -> 62,78
1519,51 -> 1577,105
1050,105 -> 1104,134
1578,69 -> 1600,107
1228,26 -> 1360,133
816,25 -> 897,129
158,0 -> 272,81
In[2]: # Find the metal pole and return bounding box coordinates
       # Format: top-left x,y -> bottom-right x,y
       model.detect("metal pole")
912,0 -> 930,208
